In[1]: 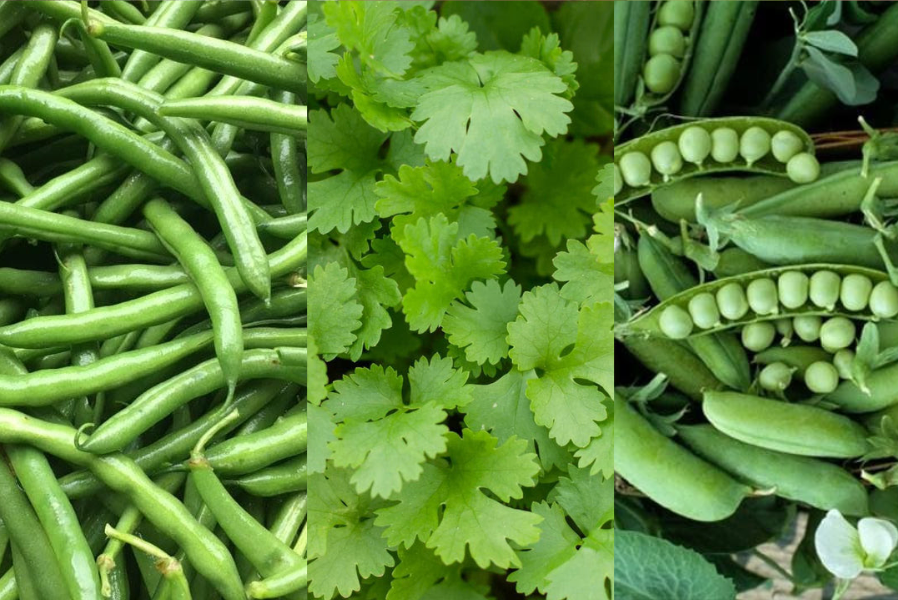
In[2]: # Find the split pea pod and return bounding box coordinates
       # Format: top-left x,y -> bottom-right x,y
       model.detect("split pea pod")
625,264 -> 894,339
703,390 -> 870,458
678,425 -> 869,516
615,395 -> 748,522
615,117 -> 818,205
638,1 -> 705,105
636,233 -> 751,390
678,1 -> 759,117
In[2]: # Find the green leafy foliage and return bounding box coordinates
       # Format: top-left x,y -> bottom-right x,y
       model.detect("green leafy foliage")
308,2 -> 613,597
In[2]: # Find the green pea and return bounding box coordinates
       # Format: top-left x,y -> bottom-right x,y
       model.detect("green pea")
658,0 -> 695,29
613,165 -> 622,196
870,280 -> 898,319
805,361 -> 839,394
649,26 -> 686,58
650,141 -> 683,181
619,152 -> 652,187
778,271 -> 809,310
687,292 -> 720,329
809,270 -> 841,311
740,127 -> 771,167
678,126 -> 711,167
793,315 -> 821,343
643,54 -> 681,95
716,282 -> 749,320
833,349 -> 855,379
771,130 -> 804,163
820,317 -> 855,352
710,127 -> 739,163
759,361 -> 793,392
746,278 -> 778,316
775,318 -> 794,344
786,152 -> 820,184
741,322 -> 776,352
660,305 -> 693,339
840,274 -> 873,311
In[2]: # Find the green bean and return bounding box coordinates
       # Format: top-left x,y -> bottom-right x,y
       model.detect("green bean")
6,445 -> 102,599
229,456 -> 307,497
678,425 -> 868,516
258,213 -> 307,239
703,390 -> 870,458
105,524 -> 190,600
160,96 -> 307,137
616,394 -> 748,521
0,457 -> 69,600
82,349 -> 306,454
144,197 -> 243,398
268,90 -> 306,214
0,409 -> 245,600
0,569 -> 13,600
245,562 -> 307,599
102,0 -> 148,24
268,493 -> 306,546
0,2 -> 28,39
120,0 -> 203,82
0,232 -> 305,348
206,411 -> 307,476
85,19 -> 306,94
0,159 -> 32,197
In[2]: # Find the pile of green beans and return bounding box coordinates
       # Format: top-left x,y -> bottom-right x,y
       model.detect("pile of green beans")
0,2 -> 307,599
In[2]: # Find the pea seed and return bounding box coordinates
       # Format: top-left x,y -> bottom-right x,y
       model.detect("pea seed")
741,322 -> 776,352
716,282 -> 749,320
619,152 -> 652,187
805,361 -> 839,394
746,278 -> 778,315
809,270 -> 841,311
660,305 -> 694,339
778,271 -> 809,309
820,317 -> 855,352
710,127 -> 739,163
759,361 -> 793,392
687,292 -> 720,329
786,152 -> 820,184
840,274 -> 873,311
658,0 -> 695,30
678,126 -> 711,167
775,318 -> 794,344
740,127 -> 771,167
643,54 -> 681,95
833,349 -> 855,379
613,165 -> 622,196
649,26 -> 686,58
793,315 -> 822,343
870,280 -> 898,319
650,141 -> 683,181
770,130 -> 804,163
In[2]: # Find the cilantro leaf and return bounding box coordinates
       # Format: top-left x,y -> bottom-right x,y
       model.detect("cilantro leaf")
376,430 -> 542,568
387,544 -> 490,600
308,263 -> 363,358
552,239 -> 615,306
322,1 -> 414,77
520,27 -> 579,97
412,51 -> 574,183
399,215 -> 505,332
308,402 -> 336,474
307,335 -> 329,406
308,13 -> 341,83
574,404 -> 614,478
443,279 -> 521,365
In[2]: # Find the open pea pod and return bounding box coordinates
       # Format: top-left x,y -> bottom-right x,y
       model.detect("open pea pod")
620,263 -> 896,339
614,117 -> 816,206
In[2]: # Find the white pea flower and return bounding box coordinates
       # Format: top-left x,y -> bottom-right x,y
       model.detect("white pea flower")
815,509 -> 898,580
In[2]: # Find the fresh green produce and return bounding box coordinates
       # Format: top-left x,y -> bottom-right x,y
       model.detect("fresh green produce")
307,2 -> 613,598
0,2 -> 307,600
615,2 -> 898,598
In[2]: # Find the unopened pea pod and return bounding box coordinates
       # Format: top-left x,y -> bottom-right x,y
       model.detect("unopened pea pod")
622,336 -> 722,400
713,248 -> 771,278
678,1 -> 759,117
624,264 -> 892,340
827,362 -> 898,413
651,173 -> 797,223
755,345 -> 831,376
703,391 -> 870,458
614,1 -> 652,110
636,233 -> 751,390
615,395 -> 748,522
678,425 -> 868,516
615,117 -> 816,205
704,213 -> 883,269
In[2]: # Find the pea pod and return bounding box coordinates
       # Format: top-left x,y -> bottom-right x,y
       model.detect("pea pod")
703,390 -> 870,458
678,424 -> 868,516
615,395 -> 748,522
827,362 -> 898,414
637,233 -> 751,390
755,345 -> 831,376
713,248 -> 770,278
678,1 -> 759,117
615,117 -> 817,205
624,264 -> 892,339
614,0 -> 652,110
622,336 -> 722,400
651,173 -> 797,223
637,1 -> 705,108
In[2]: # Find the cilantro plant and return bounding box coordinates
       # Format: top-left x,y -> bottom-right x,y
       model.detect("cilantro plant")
305,2 -> 614,598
